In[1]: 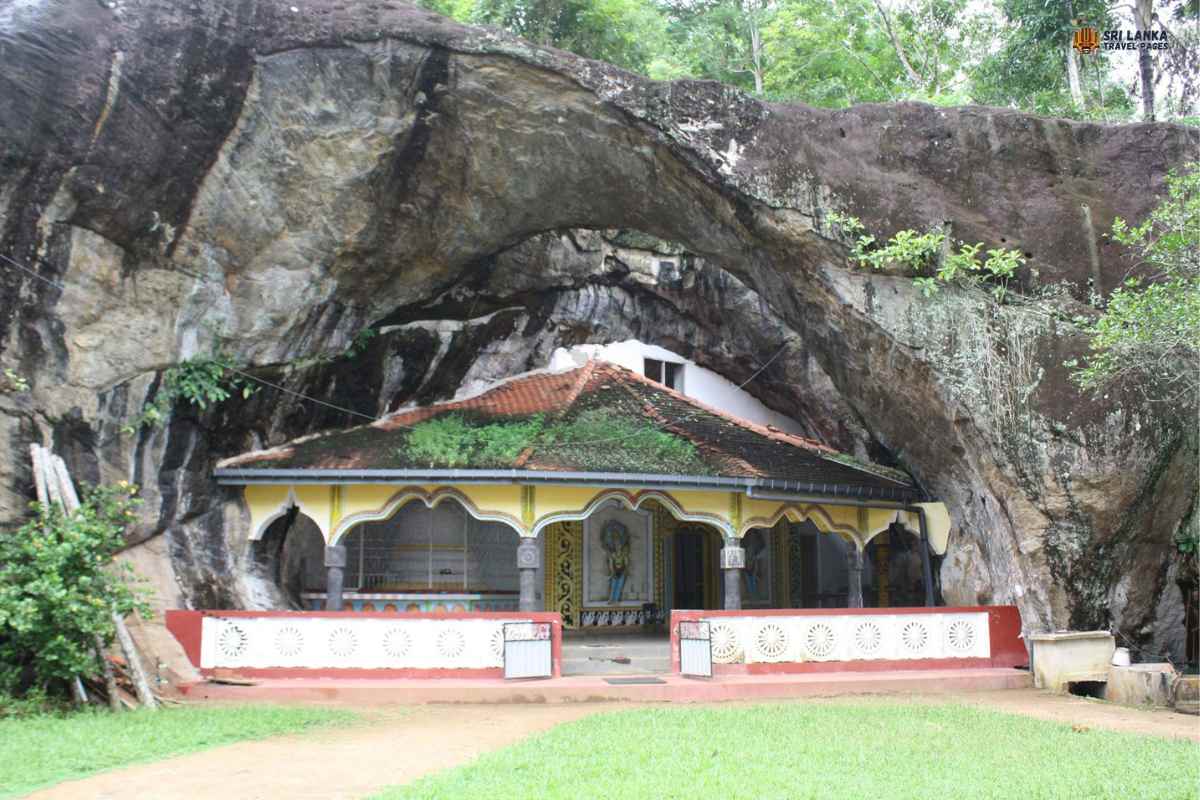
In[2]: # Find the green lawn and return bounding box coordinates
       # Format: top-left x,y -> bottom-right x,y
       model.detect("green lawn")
375,703 -> 1200,800
0,704 -> 355,799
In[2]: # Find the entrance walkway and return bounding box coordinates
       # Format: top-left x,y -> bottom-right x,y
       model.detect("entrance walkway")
24,705 -> 604,800
561,631 -> 671,675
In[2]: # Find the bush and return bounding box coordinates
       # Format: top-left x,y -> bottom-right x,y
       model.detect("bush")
1067,163 -> 1199,410
0,485 -> 147,698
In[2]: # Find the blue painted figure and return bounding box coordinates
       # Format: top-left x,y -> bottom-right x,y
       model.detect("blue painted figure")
601,520 -> 632,603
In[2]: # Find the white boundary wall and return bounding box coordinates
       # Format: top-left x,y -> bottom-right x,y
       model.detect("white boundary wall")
703,612 -> 991,665
199,615 -> 529,670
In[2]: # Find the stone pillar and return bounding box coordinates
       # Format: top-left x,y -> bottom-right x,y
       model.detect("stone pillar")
846,546 -> 864,609
324,545 -> 347,611
720,545 -> 745,611
517,538 -> 540,612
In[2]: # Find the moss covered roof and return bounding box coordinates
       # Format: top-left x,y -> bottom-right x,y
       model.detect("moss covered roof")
217,362 -> 914,494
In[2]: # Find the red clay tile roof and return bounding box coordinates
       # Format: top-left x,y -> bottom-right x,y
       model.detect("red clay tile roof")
216,361 -> 913,492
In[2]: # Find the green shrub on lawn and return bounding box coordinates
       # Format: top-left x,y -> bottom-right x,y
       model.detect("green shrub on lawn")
0,484 -> 147,698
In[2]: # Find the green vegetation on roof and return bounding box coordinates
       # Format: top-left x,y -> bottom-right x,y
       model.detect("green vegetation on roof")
404,415 -> 547,468
399,409 -> 711,475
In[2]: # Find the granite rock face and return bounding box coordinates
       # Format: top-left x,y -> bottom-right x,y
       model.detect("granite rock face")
0,1 -> 1195,657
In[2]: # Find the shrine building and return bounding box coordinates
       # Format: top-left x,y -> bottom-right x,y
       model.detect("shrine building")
215,360 -> 952,626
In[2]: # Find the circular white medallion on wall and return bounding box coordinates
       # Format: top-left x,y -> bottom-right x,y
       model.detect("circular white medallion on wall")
753,622 -> 789,662
436,627 -> 467,660
382,626 -> 412,660
327,626 -> 359,659
710,622 -> 742,664
489,627 -> 505,660
216,622 -> 249,661
852,620 -> 884,657
273,624 -> 304,658
899,620 -> 930,656
945,619 -> 976,654
804,621 -> 837,659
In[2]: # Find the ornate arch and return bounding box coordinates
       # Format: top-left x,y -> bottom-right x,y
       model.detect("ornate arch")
740,503 -> 871,548
330,485 -> 525,544
248,486 -> 331,543
531,489 -> 733,539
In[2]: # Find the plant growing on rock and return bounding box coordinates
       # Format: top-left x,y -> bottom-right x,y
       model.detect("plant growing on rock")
125,353 -> 256,431
1065,163 -> 1200,411
0,484 -> 147,699
826,211 -> 1025,299
0,368 -> 29,394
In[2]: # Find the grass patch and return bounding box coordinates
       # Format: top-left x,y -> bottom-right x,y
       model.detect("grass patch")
374,703 -> 1199,800
0,704 -> 355,798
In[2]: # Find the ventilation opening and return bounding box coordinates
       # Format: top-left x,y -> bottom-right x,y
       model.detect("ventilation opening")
1067,680 -> 1106,699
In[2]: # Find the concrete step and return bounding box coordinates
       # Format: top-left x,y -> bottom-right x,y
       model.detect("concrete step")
184,668 -> 1037,704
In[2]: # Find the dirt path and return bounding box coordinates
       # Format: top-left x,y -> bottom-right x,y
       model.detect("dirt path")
24,691 -> 1198,799
23,704 -> 611,800
935,688 -> 1200,741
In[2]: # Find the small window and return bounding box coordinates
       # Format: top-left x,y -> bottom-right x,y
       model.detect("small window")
644,358 -> 663,384
663,362 -> 682,390
644,358 -> 682,391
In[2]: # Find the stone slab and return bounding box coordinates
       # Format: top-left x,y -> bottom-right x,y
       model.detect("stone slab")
1030,631 -> 1115,692
1101,663 -> 1178,708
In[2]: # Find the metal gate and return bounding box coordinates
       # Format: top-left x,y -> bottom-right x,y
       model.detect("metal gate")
503,621 -> 553,679
678,620 -> 712,678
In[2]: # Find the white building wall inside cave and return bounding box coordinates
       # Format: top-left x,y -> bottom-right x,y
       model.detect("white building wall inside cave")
548,340 -> 804,434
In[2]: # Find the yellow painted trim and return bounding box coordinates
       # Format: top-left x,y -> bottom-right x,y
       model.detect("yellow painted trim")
244,484 -> 334,543
330,485 -> 343,533
905,502 -> 951,555
530,488 -> 733,538
740,501 -> 863,547
329,485 -> 525,543
521,485 -> 535,528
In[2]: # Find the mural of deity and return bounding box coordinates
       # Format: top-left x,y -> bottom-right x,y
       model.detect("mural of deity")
585,505 -> 650,606
601,519 -> 631,603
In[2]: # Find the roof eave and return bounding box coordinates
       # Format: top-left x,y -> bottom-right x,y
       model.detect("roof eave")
212,467 -> 925,504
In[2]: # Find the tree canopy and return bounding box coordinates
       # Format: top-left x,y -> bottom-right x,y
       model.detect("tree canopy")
425,0 -> 1198,121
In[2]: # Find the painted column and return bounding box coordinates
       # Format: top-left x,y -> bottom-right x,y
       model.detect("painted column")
720,545 -> 745,610
324,545 -> 347,611
517,538 -> 540,612
846,546 -> 864,609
